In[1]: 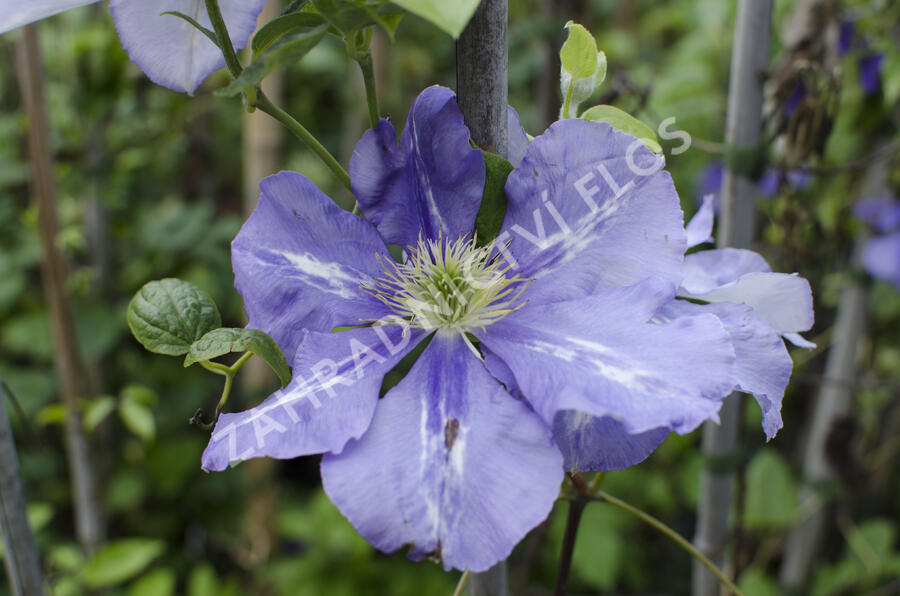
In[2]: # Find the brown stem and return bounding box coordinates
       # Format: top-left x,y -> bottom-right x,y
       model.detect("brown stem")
553,497 -> 587,596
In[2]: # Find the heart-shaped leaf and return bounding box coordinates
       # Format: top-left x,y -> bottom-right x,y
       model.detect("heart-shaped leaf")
185,328 -> 291,388
127,279 -> 221,356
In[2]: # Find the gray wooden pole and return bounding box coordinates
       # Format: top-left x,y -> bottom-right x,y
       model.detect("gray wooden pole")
778,151 -> 889,589
457,0 -> 508,158
692,2 -> 773,595
16,23 -> 104,555
0,381 -> 46,596
456,1 -> 509,594
778,278 -> 866,588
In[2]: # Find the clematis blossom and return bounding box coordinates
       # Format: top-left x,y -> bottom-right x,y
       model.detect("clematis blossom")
553,195 -> 814,467
669,195 -> 814,438
854,197 -> 900,289
201,85 -> 746,571
0,0 -> 266,94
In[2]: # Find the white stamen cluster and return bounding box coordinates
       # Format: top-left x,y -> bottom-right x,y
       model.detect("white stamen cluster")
363,234 -> 528,334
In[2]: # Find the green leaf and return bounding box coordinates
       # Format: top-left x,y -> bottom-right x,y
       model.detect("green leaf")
580,105 -> 662,153
128,569 -> 176,596
559,21 -> 606,118
119,394 -> 156,443
81,539 -> 165,589
160,11 -> 220,49
127,279 -> 221,356
737,567 -> 778,596
390,0 -> 480,38
474,150 -> 513,246
36,404 -> 66,426
83,396 -> 117,432
744,448 -> 797,530
560,21 -> 599,80
188,565 -> 220,596
49,544 -> 85,573
216,26 -> 327,97
184,328 -> 291,388
308,0 -> 402,40
121,384 -> 159,408
27,502 -> 54,533
569,505 -> 628,590
251,12 -> 328,57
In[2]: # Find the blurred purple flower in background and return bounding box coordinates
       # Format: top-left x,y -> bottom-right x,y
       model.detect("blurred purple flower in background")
695,161 -> 811,210
833,17 -> 885,96
0,0 -> 266,93
858,53 -> 885,96
854,197 -> 900,288
838,19 -> 855,56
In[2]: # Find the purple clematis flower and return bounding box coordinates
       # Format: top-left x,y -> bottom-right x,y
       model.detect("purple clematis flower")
0,0 -> 265,94
854,197 -> 900,289
695,162 -> 812,211
858,53 -> 884,96
838,19 -> 855,57
670,196 -> 815,438
202,85 -> 742,571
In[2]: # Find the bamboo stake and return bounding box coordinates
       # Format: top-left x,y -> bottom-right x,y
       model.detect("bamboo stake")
15,24 -> 104,555
0,381 -> 45,596
456,2 -> 508,593
778,153 -> 889,589
692,2 -> 773,595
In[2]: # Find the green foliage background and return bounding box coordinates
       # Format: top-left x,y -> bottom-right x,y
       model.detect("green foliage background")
1,0 -> 899,594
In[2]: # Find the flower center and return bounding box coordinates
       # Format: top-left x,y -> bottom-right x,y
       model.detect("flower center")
363,234 -> 528,333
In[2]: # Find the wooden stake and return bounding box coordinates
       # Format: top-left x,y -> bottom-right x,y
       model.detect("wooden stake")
693,2 -> 773,595
15,24 -> 103,555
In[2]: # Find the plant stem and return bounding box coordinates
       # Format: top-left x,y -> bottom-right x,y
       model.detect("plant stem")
592,491 -> 744,596
452,570 -> 470,596
357,53 -> 380,129
204,0 -> 242,78
562,82 -> 574,119
553,498 -> 586,596
200,360 -> 231,376
216,370 -> 235,418
255,92 -> 352,191
229,351 -> 254,374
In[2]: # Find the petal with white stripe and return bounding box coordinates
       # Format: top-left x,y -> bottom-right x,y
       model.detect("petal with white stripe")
321,331 -> 563,572
499,119 -> 686,303
477,278 -> 736,435
233,171 -> 390,359
201,325 -> 424,471
350,86 -> 485,247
